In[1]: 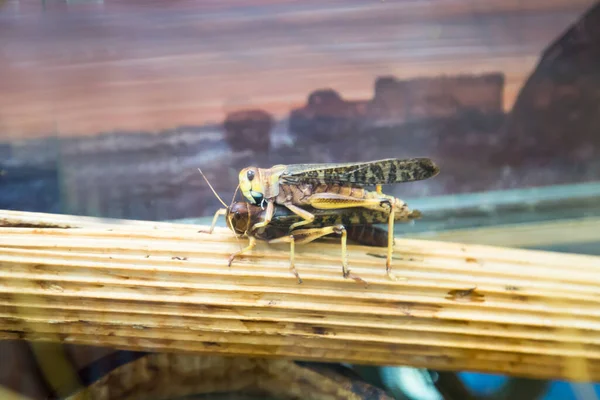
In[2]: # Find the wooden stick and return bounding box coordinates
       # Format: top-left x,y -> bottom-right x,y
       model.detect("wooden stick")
1,210 -> 600,382
0,209 -> 196,230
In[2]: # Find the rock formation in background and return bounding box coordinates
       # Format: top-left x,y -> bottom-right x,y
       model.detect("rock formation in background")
289,89 -> 368,143
289,73 -> 504,143
223,109 -> 273,153
370,74 -> 504,121
500,2 -> 600,168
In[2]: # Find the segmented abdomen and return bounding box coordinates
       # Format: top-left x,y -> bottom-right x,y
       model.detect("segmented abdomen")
346,225 -> 389,247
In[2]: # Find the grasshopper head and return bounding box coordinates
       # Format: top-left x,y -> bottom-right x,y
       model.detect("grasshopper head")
227,202 -> 250,236
238,167 -> 265,205
227,202 -> 263,236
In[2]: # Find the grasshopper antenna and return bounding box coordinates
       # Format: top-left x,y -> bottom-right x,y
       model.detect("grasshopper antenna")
226,184 -> 244,251
197,168 -> 240,250
229,184 -> 240,209
198,168 -> 228,208
226,183 -> 240,233
245,200 -> 252,236
227,184 -> 243,237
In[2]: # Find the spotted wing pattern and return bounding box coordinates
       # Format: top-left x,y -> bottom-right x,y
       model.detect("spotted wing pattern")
280,158 -> 439,186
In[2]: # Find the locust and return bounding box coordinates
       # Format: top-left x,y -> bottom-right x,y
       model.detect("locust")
236,158 -> 439,276
198,169 -> 421,283
207,201 -> 421,284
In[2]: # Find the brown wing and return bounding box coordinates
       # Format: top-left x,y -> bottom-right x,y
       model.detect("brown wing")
280,158 -> 439,186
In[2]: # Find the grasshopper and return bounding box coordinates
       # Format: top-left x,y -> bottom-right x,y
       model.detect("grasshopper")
236,158 -> 439,275
207,201 -> 421,284
198,169 -> 421,283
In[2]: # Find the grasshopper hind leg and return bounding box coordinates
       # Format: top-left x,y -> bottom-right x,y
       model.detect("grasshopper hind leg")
268,225 -> 366,285
385,205 -> 404,281
387,205 -> 395,279
334,225 -> 365,285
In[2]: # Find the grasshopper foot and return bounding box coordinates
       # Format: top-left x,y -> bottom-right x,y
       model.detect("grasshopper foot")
386,270 -> 406,282
343,269 -> 368,286
227,254 -> 236,267
291,267 -> 303,284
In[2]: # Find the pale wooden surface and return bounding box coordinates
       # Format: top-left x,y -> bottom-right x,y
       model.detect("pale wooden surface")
1,210 -> 600,382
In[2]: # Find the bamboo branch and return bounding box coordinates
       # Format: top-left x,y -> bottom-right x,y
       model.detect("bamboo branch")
1,210 -> 600,382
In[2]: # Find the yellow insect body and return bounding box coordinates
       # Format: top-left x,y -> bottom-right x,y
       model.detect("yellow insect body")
234,158 -> 439,279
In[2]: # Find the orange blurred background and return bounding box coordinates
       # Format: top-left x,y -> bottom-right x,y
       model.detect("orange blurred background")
0,0 -> 595,139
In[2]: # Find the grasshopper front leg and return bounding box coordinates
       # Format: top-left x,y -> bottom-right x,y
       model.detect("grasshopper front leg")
228,236 -> 257,267
197,208 -> 228,234
269,225 -> 366,285
249,200 -> 274,231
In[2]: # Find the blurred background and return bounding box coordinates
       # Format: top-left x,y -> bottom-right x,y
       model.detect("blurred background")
1,0 -> 600,398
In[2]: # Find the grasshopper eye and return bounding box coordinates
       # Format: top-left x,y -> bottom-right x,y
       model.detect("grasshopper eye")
247,170 -> 255,181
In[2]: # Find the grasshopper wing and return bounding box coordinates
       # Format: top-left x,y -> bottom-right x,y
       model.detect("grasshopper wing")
280,158 -> 439,186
